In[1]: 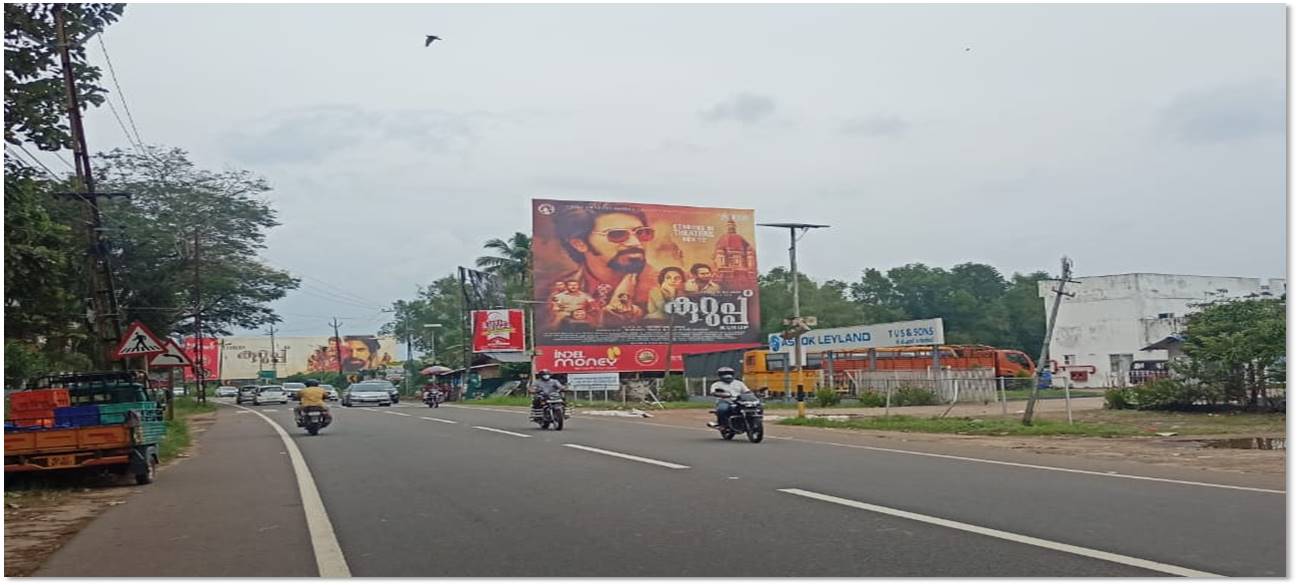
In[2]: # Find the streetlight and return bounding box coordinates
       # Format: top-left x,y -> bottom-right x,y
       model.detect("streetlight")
423,323 -> 442,364
758,222 -> 829,403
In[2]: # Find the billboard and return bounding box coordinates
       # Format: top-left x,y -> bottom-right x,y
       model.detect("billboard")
184,335 -> 400,381
767,319 -> 947,357
471,309 -> 527,353
532,199 -> 761,372
182,337 -> 223,381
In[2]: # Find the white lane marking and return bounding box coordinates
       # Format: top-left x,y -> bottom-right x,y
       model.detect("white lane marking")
420,417 -> 457,424
472,426 -> 531,438
564,416 -> 1283,495
232,404 -> 350,577
390,412 -> 412,417
563,444 -> 691,470
779,488 -> 1222,578
262,409 -> 279,413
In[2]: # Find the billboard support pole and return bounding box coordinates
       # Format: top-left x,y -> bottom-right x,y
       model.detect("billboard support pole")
759,222 -> 829,402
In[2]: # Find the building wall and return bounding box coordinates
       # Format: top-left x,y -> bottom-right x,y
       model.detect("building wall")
1039,274 -> 1285,389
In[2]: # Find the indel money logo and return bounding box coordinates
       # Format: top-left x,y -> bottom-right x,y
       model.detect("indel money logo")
634,348 -> 658,366
606,346 -> 622,361
554,348 -> 618,369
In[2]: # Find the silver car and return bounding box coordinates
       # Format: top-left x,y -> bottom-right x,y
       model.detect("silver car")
282,382 -> 306,400
254,385 -> 289,405
215,386 -> 239,398
342,383 -> 392,407
320,384 -> 339,401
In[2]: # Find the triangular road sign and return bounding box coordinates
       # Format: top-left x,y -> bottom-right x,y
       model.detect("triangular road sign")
113,321 -> 167,359
149,340 -> 193,368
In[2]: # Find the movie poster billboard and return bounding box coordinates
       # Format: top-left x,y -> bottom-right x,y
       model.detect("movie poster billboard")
472,309 -> 526,352
531,199 -> 761,372
185,335 -> 400,381
181,336 -> 222,381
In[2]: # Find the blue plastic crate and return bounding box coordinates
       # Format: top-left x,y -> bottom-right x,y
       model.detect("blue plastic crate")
55,405 -> 102,428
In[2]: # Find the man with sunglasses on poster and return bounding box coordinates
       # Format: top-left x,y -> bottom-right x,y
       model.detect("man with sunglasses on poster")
551,206 -> 661,319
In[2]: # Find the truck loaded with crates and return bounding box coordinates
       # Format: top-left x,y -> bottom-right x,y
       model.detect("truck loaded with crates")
4,371 -> 166,485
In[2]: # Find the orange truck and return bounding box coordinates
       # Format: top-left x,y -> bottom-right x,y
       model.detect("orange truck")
5,372 -> 165,485
739,345 -> 1036,395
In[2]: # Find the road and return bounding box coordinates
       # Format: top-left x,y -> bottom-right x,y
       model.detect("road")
38,400 -> 1286,577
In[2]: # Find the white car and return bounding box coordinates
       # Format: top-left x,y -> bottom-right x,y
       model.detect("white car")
172,387 -> 187,397
254,385 -> 289,405
320,384 -> 339,401
282,382 -> 306,400
342,382 -> 392,407
215,386 -> 239,398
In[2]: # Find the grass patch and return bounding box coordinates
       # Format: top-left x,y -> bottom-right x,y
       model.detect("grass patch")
1002,390 -> 1105,401
779,414 -> 1148,437
1061,409 -> 1285,436
159,397 -> 217,462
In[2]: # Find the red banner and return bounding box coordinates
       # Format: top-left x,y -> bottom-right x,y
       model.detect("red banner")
533,343 -> 751,373
472,309 -> 527,353
182,336 -> 222,381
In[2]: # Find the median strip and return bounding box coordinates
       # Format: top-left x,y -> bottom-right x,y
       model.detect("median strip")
777,488 -> 1221,578
472,426 -> 531,438
562,444 -> 690,470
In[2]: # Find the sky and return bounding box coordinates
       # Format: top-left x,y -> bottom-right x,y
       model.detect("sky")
58,3 -> 1287,338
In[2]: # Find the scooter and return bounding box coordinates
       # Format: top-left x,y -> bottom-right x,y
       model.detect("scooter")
424,390 -> 443,408
296,406 -> 332,436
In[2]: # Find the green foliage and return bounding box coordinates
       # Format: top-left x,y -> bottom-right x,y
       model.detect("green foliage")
1104,387 -> 1135,410
1179,295 -> 1286,408
5,3 -> 126,149
892,386 -> 940,406
813,387 -> 840,407
475,232 -> 532,301
283,371 -> 351,390
779,415 -> 1146,437
659,375 -> 687,402
856,391 -> 886,408
380,275 -> 467,369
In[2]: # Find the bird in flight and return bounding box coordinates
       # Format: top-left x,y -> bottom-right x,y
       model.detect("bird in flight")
425,35 -> 442,47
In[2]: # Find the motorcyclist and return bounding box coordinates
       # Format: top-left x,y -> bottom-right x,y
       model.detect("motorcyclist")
707,367 -> 751,429
530,370 -> 565,412
295,379 -> 332,426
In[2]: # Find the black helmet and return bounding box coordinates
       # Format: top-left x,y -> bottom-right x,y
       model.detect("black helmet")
538,369 -> 552,376
304,379 -> 320,387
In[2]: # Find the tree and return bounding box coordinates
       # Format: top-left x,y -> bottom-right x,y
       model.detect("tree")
1180,295 -> 1286,407
475,232 -> 532,301
94,146 -> 300,336
758,268 -> 860,333
5,3 -> 126,150
380,275 -> 468,369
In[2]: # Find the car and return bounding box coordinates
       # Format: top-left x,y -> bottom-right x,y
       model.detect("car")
342,382 -> 392,407
254,385 -> 289,405
236,385 -> 259,405
364,379 -> 399,404
320,384 -> 339,401
282,382 -> 306,400
172,387 -> 187,397
215,386 -> 239,398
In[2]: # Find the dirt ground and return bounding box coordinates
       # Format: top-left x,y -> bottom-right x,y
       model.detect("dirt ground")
3,411 -> 217,577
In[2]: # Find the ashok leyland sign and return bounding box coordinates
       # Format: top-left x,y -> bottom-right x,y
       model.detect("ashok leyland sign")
768,318 -> 945,355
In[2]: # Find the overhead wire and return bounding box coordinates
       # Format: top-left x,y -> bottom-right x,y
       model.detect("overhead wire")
6,144 -> 62,181
95,34 -> 145,148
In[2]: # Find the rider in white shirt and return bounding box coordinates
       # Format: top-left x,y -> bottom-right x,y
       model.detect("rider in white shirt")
707,367 -> 750,429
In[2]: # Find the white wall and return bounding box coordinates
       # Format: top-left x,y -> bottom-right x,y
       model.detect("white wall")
1039,274 -> 1285,389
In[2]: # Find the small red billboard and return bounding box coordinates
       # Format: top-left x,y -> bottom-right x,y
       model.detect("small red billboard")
471,309 -> 527,353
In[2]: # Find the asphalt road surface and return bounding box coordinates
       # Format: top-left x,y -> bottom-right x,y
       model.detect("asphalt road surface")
37,400 -> 1286,577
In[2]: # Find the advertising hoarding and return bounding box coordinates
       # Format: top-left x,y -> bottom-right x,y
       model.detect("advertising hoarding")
532,199 -> 761,372
471,309 -> 527,353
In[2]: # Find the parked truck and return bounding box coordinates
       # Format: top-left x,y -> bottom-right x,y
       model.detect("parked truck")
5,371 -> 165,485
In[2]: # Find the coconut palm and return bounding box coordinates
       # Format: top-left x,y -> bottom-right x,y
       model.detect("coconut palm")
475,232 -> 532,289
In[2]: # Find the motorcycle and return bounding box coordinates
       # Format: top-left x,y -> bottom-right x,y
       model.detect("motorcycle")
710,390 -> 764,443
296,406 -> 332,436
424,390 -> 443,408
530,393 -> 566,431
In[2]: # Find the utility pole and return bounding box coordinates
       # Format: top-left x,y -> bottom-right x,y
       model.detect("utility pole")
329,318 -> 345,379
759,222 -> 829,402
54,6 -> 126,367
1023,256 -> 1078,425
404,317 -> 413,397
266,324 -> 279,379
192,227 -> 205,404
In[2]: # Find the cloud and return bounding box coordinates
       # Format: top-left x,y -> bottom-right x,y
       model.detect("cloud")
839,115 -> 909,138
700,92 -> 776,125
1157,79 -> 1284,143
223,105 -> 476,165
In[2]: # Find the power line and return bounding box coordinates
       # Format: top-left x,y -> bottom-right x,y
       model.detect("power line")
96,35 -> 145,147
51,150 -> 74,172
6,144 -> 61,181
102,97 -> 143,153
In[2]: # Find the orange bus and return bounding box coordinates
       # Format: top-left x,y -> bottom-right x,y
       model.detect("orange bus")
827,345 -> 1036,377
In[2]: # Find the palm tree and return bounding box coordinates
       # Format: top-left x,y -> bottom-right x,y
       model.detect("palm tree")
475,232 -> 532,289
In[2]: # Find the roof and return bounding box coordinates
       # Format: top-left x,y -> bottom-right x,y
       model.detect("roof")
483,352 -> 531,363
1141,334 -> 1186,352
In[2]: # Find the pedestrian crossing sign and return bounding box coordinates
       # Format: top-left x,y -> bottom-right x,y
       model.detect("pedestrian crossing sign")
113,321 -> 167,359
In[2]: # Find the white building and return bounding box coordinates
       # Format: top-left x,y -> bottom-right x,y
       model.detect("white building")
1039,273 -> 1286,389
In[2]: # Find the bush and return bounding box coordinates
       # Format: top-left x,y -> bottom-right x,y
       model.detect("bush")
813,387 -> 840,407
856,391 -> 886,408
659,375 -> 687,402
893,386 -> 940,406
1127,379 -> 1205,411
1104,387 -> 1136,410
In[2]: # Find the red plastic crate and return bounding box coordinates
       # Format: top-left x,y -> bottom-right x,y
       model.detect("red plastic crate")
9,389 -> 71,411
7,408 -> 56,429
